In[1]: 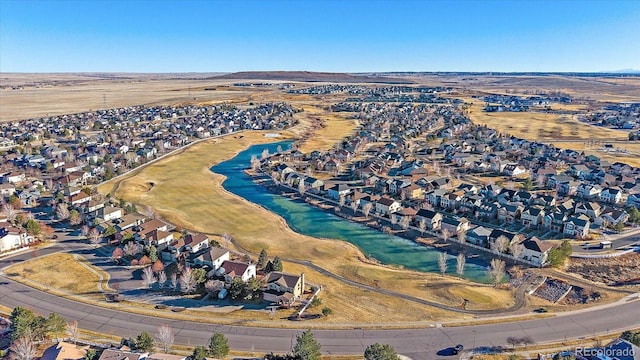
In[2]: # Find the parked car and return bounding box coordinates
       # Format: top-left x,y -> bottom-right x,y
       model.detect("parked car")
452,344 -> 464,354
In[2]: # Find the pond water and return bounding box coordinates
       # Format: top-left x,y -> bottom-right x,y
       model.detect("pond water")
211,140 -> 491,283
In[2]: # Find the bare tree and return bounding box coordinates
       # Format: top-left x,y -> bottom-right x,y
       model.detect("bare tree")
170,272 -> 178,291
205,279 -> 225,295
438,252 -> 448,275
142,205 -> 156,219
155,324 -> 175,353
390,215 -> 398,226
456,253 -> 466,278
456,228 -> 467,243
9,336 -> 36,360
56,203 -> 70,220
362,202 -> 373,219
298,178 -> 306,196
261,148 -> 270,160
492,235 -> 510,254
441,228 -> 451,242
419,218 -> 427,235
250,155 -> 260,171
89,228 -> 102,247
510,241 -> 525,262
221,233 -> 232,247
3,203 -> 17,223
124,241 -> 141,257
338,194 -> 346,208
350,199 -> 359,215
179,267 -> 196,294
400,216 -> 411,231
80,224 -> 90,239
141,266 -> 155,289
157,270 -> 167,289
66,321 -> 79,345
487,258 -> 506,287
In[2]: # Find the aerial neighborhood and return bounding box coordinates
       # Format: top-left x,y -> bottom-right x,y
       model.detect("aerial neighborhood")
257,95 -> 640,268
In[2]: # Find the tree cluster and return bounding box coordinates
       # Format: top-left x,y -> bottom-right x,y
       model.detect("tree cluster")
9,306 -> 66,341
190,332 -> 230,359
621,330 -> 640,346
547,240 -> 572,267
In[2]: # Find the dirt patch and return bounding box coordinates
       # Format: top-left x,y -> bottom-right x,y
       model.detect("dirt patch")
566,252 -> 640,285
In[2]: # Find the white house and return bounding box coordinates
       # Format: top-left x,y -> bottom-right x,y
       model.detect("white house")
192,247 -> 230,270
375,197 -> 401,216
520,237 -> 554,267
219,260 -> 256,283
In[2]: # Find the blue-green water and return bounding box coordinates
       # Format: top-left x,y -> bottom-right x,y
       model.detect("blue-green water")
212,141 -> 490,283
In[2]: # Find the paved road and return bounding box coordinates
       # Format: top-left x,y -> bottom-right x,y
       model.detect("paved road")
1,270 -> 639,359
2,241 -> 640,359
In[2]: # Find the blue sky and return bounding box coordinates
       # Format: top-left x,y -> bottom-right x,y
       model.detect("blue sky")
1,0 -> 639,72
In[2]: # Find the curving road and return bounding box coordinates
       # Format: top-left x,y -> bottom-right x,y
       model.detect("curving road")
1,271 -> 639,360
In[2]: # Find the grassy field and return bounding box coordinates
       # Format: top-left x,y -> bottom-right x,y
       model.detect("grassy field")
99,131 -> 518,322
465,99 -> 628,141
551,141 -> 640,168
295,104 -> 359,153
0,78 -> 261,121
4,253 -> 106,294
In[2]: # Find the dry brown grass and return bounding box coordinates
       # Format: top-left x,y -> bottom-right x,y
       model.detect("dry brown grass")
4,253 -> 106,294
465,99 -> 628,141
0,78 -> 262,121
295,104 -> 359,153
100,131 -> 517,322
551,141 -> 640,168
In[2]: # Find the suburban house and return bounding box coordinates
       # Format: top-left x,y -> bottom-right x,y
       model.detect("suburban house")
98,348 -> 148,360
0,224 -> 31,253
375,196 -> 401,216
100,206 -> 123,222
600,187 -> 622,204
520,237 -> 554,267
41,342 -> 88,360
327,183 -> 351,200
466,225 -> 493,247
521,207 -> 545,228
190,247 -> 230,271
182,233 -> 210,253
414,209 -> 442,231
575,201 -> 602,219
262,271 -> 305,305
219,260 -> 256,283
563,215 -> 591,238
440,217 -> 469,234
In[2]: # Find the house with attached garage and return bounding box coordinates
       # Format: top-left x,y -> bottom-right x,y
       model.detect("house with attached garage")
520,237 -> 554,267
189,247 -> 230,271
262,272 -> 305,305
375,196 -> 401,216
415,209 -> 443,231
218,260 -> 256,283
563,215 -> 591,238
599,187 -> 622,204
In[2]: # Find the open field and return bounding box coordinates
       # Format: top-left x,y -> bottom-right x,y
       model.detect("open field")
0,78 -> 256,121
464,99 -> 629,141
551,141 -> 640,168
296,104 -> 359,153
100,131 -> 517,322
3,253 -> 106,294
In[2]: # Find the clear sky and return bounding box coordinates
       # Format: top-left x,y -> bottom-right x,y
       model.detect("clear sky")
1,0 -> 639,73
